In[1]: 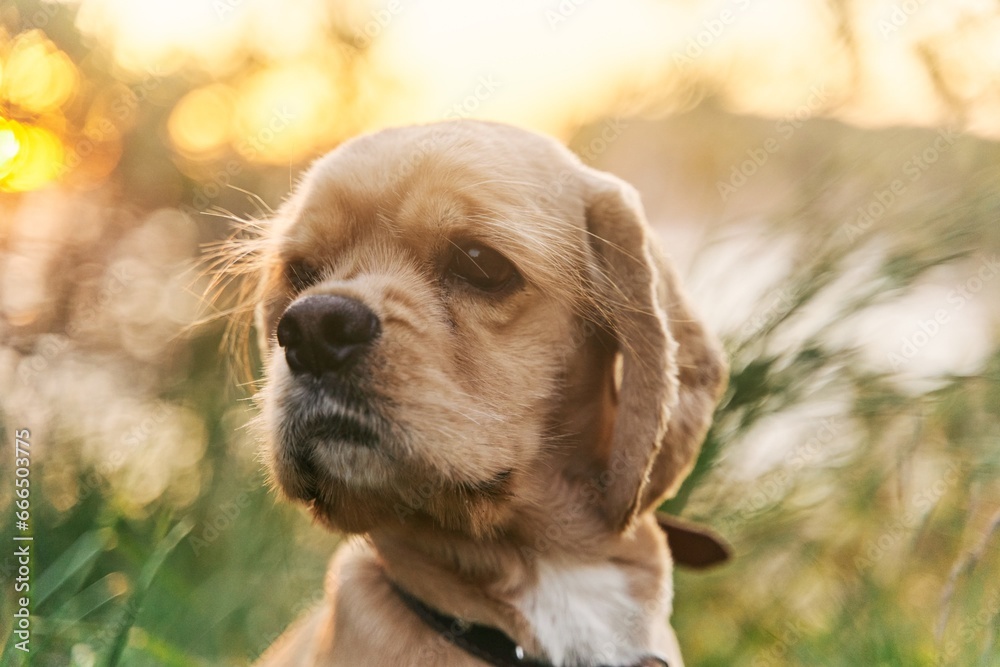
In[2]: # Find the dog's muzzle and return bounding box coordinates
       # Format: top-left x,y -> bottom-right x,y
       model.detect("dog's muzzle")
277,294 -> 381,377
274,294 -> 386,457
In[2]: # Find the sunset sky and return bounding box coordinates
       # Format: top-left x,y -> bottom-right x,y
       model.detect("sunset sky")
3,0 -> 999,192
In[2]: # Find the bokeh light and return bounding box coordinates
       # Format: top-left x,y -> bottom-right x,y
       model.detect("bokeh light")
233,60 -> 349,163
2,0 -> 999,193
0,119 -> 63,192
168,84 -> 235,158
0,29 -> 77,192
0,118 -> 21,173
2,29 -> 78,113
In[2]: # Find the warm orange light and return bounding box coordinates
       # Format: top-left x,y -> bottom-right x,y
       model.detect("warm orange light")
0,119 -> 20,177
0,120 -> 64,192
168,84 -> 235,157
67,0 -> 1000,148
0,31 -> 80,192
75,0 -> 248,76
2,30 -> 79,114
63,135 -> 123,190
235,62 -> 344,164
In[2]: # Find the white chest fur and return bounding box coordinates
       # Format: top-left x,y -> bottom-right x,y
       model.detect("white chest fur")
514,560 -> 667,667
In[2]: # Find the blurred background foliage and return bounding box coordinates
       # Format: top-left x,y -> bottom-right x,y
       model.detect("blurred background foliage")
0,0 -> 998,665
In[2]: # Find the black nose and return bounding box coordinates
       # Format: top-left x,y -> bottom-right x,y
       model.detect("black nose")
276,295 -> 381,377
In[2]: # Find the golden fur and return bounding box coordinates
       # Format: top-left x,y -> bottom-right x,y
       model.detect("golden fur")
235,120 -> 727,666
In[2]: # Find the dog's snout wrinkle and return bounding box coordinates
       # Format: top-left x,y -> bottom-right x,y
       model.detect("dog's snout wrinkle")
277,294 -> 381,377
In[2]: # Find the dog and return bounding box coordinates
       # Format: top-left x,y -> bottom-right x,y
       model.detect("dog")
240,120 -> 728,666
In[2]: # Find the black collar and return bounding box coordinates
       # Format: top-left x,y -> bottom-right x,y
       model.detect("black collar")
390,581 -> 670,667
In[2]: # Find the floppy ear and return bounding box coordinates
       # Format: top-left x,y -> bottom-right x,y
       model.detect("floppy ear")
655,512 -> 731,569
583,168 -> 727,530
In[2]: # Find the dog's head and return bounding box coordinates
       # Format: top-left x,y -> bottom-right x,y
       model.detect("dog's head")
249,120 -> 726,541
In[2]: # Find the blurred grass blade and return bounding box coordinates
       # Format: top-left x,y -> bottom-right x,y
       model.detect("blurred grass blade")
50,572 -> 129,626
25,531 -> 108,660
34,529 -> 110,608
102,518 -> 194,667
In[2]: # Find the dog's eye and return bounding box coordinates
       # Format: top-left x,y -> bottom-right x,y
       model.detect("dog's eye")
447,242 -> 517,292
285,260 -> 319,292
